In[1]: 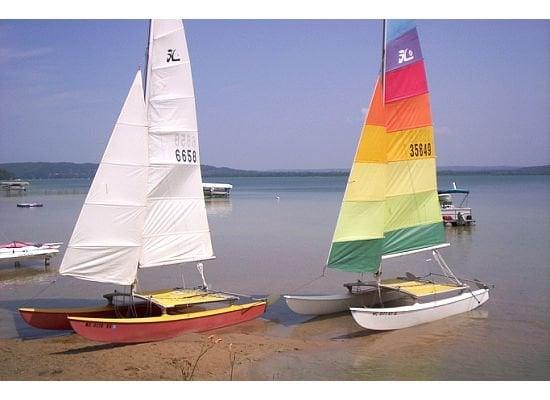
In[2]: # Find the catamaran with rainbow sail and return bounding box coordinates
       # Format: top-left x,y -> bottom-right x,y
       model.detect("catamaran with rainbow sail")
19,20 -> 268,343
285,20 -> 489,330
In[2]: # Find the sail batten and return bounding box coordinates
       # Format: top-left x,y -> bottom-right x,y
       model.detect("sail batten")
327,20 -> 445,273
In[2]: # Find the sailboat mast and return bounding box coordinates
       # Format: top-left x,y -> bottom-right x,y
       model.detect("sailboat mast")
381,19 -> 387,102
144,19 -> 153,102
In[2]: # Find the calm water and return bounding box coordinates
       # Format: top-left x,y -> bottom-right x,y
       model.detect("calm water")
0,175 -> 548,380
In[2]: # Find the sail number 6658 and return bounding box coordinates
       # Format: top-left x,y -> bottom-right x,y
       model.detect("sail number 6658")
409,143 -> 432,158
175,149 -> 197,163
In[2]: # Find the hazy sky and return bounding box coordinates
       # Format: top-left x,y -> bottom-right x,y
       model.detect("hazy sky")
0,19 -> 548,169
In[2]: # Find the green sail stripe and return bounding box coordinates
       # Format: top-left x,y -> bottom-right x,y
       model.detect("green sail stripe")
327,238 -> 382,273
382,221 -> 445,255
327,222 -> 445,273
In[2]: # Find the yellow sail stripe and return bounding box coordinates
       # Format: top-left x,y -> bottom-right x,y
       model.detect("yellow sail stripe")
386,158 -> 437,197
387,126 -> 434,162
355,125 -> 387,163
385,190 -> 441,232
344,162 -> 386,202
344,159 -> 436,202
354,126 -> 434,164
332,200 -> 385,242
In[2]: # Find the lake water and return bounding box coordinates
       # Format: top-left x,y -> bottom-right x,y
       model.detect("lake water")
0,175 -> 548,380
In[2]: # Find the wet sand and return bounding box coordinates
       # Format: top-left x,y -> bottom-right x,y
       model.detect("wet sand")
0,319 -> 329,381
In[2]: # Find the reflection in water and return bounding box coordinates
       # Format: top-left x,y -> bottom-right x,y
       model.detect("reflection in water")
0,263 -> 58,287
205,198 -> 233,218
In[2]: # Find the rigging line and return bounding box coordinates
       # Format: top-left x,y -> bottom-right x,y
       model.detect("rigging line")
288,273 -> 326,294
21,277 -> 58,308
180,264 -> 186,289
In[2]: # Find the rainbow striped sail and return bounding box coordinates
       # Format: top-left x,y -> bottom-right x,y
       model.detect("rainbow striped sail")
327,20 -> 445,273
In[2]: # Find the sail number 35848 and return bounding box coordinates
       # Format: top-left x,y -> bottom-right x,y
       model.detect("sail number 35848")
409,143 -> 432,158
175,149 -> 197,163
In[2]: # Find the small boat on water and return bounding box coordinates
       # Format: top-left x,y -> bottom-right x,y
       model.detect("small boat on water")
16,203 -> 43,208
1,179 -> 29,191
284,20 -> 489,330
19,19 -> 268,343
203,182 -> 232,198
438,183 -> 474,226
0,241 -> 62,266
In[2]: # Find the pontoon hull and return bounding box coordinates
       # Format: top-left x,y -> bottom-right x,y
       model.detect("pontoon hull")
284,290 -> 402,315
68,301 -> 267,343
19,305 -> 119,330
350,288 -> 489,330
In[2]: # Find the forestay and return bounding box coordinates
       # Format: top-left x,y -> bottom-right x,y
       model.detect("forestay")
59,72 -> 149,285
140,19 -> 214,268
327,20 -> 445,273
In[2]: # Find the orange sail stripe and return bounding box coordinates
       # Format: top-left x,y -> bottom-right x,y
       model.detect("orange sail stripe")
385,93 -> 432,132
365,79 -> 385,126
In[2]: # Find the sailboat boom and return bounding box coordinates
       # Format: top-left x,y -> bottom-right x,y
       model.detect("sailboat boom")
381,243 -> 450,260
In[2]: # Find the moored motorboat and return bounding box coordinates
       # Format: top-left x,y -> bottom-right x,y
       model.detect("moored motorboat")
203,183 -> 232,198
0,241 -> 62,266
438,183 -> 475,226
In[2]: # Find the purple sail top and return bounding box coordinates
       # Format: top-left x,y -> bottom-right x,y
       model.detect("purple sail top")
385,27 -> 423,72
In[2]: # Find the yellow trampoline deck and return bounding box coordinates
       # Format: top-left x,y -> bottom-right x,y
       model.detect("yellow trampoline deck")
105,288 -> 238,309
380,278 -> 464,298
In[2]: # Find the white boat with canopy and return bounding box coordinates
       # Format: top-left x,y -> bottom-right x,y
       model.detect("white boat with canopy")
0,241 -> 62,266
438,182 -> 475,225
285,20 -> 489,330
19,20 -> 267,342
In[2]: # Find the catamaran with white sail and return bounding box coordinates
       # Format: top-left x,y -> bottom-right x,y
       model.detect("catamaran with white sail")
19,20 -> 267,343
285,20 -> 489,330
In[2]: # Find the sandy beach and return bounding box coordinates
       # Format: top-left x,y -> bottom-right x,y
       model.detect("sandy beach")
0,319 -> 327,381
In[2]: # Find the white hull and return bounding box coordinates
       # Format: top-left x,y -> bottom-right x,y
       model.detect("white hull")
284,290 -> 402,315
350,288 -> 489,330
0,243 -> 61,262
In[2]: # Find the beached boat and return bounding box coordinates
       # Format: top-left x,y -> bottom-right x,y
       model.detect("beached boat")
19,19 -> 267,343
438,183 -> 474,225
285,20 -> 489,330
0,241 -> 62,266
203,182 -> 232,198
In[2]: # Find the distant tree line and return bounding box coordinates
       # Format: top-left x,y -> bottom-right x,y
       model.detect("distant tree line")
0,162 -> 548,179
0,168 -> 15,180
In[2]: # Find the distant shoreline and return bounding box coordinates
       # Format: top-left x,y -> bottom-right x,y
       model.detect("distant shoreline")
1,162 -> 549,180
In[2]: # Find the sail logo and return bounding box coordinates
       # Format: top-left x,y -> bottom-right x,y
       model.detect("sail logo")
167,49 -> 181,62
398,48 -> 414,64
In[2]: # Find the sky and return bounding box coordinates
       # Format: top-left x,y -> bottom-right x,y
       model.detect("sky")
0,19 -> 548,169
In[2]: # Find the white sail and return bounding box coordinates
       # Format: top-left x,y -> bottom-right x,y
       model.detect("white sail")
59,71 -> 149,285
139,19 -> 214,268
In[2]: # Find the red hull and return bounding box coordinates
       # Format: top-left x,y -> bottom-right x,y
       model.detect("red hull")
19,307 -> 116,330
19,304 -> 154,331
69,302 -> 267,343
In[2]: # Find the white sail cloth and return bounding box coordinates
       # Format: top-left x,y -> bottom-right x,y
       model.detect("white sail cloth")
60,20 -> 214,285
59,72 -> 149,285
140,19 -> 214,268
